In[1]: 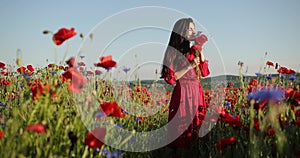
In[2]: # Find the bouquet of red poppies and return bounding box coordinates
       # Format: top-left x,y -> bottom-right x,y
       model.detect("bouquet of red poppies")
192,32 -> 208,81
193,31 -> 208,55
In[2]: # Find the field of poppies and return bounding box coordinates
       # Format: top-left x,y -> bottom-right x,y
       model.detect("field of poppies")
0,27 -> 300,158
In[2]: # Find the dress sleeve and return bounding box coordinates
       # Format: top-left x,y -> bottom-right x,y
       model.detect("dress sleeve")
199,60 -> 210,77
163,65 -> 176,85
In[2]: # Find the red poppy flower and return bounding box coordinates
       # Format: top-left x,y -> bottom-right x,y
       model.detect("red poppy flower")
266,61 -> 274,66
63,67 -> 87,93
85,127 -> 106,149
216,136 -> 236,153
94,55 -> 117,70
192,34 -> 208,52
0,131 -> 4,139
66,57 -> 76,68
47,64 -> 58,69
0,62 -> 6,70
253,118 -> 260,131
100,101 -> 124,118
27,123 -> 46,133
286,88 -> 294,98
286,69 -> 295,74
86,70 -> 94,75
2,79 -> 10,86
27,65 -> 35,72
249,79 -> 258,86
295,118 -> 300,126
131,86 -> 151,105
31,83 -> 53,100
77,62 -> 86,66
0,72 -> 8,76
95,70 -> 102,75
52,28 -> 77,45
267,128 -> 275,136
17,66 -> 26,73
277,66 -> 289,74
225,115 -> 243,130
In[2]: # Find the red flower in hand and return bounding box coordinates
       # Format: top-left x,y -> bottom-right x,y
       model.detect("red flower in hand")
53,28 -> 76,45
27,123 -> 46,133
94,55 -> 117,70
194,34 -> 208,52
85,127 -> 106,149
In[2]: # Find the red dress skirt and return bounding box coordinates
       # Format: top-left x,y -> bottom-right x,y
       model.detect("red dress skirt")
163,52 -> 210,149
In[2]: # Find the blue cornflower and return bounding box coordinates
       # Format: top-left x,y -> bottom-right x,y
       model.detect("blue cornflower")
94,123 -> 100,128
114,124 -> 122,129
95,112 -> 106,118
80,56 -> 85,60
266,75 -> 272,80
129,136 -> 136,142
288,75 -> 297,81
0,103 -> 6,107
107,151 -> 123,158
101,148 -> 109,154
255,72 -> 263,77
135,117 -> 141,122
95,70 -> 102,75
225,102 -> 231,108
105,67 -> 112,71
122,67 -> 131,74
23,73 -> 31,79
123,110 -> 130,115
247,88 -> 285,103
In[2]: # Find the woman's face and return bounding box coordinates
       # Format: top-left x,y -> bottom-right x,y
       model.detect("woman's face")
186,22 -> 196,41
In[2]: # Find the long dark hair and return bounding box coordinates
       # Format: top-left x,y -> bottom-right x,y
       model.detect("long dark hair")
160,18 -> 194,78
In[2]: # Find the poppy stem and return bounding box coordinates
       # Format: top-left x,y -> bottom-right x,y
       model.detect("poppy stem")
54,45 -> 58,65
61,42 -> 70,65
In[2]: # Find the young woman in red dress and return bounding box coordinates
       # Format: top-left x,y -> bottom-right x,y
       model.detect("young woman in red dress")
161,18 -> 210,151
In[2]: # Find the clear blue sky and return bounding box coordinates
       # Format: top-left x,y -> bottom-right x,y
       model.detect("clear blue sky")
0,0 -> 299,79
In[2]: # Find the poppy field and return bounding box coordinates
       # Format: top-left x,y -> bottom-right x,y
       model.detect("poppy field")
0,27 -> 300,158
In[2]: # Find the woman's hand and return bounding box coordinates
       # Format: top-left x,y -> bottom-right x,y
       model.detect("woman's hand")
175,57 -> 200,80
191,57 -> 200,68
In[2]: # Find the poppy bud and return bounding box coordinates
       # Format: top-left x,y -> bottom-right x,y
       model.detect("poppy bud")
275,63 -> 278,69
16,49 -> 22,67
43,30 -> 52,34
89,33 -> 94,39
80,33 -> 84,38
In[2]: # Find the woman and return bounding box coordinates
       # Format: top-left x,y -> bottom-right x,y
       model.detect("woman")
161,18 -> 210,150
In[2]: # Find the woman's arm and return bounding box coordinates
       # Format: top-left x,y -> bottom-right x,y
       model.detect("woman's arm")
174,57 -> 200,80
199,51 -> 205,62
